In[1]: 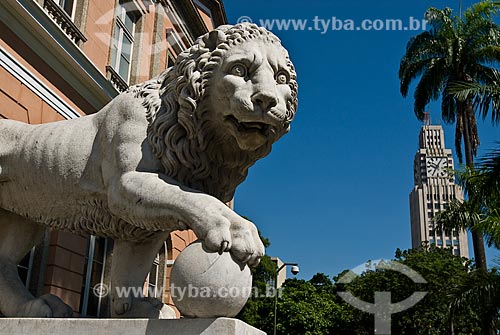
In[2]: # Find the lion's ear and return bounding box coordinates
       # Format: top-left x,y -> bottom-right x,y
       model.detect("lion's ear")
203,30 -> 226,51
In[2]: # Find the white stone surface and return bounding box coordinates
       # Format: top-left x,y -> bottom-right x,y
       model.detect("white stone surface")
0,318 -> 266,335
170,241 -> 252,318
0,23 -> 298,318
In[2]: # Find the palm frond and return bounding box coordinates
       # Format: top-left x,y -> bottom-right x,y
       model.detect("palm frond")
399,31 -> 441,97
400,58 -> 436,98
425,7 -> 455,33
478,210 -> 500,248
447,79 -> 500,125
441,90 -> 457,123
434,199 -> 482,231
449,269 -> 500,332
478,144 -> 500,182
455,111 -> 465,163
413,59 -> 447,119
464,0 -> 500,24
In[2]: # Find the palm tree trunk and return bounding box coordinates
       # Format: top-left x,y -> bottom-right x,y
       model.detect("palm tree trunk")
462,106 -> 493,335
462,102 -> 488,272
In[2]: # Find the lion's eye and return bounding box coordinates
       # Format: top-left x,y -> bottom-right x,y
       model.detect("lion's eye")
230,64 -> 247,77
276,72 -> 289,84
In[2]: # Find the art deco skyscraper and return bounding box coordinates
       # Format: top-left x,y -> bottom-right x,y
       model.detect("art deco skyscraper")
409,124 -> 469,257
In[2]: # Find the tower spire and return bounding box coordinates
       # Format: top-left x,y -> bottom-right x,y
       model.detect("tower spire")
423,110 -> 431,126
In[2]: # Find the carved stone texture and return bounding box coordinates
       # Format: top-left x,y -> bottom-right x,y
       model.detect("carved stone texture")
0,23 -> 298,319
106,65 -> 130,93
0,318 -> 266,335
43,0 -> 87,46
170,241 -> 252,318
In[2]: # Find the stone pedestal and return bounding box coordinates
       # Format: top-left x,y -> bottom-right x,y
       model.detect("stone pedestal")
0,318 -> 265,335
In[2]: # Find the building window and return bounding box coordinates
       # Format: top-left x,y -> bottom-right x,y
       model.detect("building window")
437,239 -> 443,246
194,0 -> 214,26
166,49 -> 176,69
146,254 -> 160,298
56,0 -> 75,18
17,248 -> 35,287
110,1 -> 137,83
166,28 -> 185,56
80,236 -> 108,317
446,240 -> 452,246
43,0 -> 87,45
453,239 -> 459,246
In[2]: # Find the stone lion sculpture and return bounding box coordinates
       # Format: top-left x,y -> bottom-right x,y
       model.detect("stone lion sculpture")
0,23 -> 297,318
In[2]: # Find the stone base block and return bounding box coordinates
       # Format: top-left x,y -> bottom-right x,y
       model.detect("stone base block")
0,317 -> 266,335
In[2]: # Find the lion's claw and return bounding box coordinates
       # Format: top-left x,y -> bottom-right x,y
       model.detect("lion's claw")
195,206 -> 265,267
220,241 -> 230,253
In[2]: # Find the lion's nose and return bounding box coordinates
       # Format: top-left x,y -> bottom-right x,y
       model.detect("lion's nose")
251,91 -> 278,112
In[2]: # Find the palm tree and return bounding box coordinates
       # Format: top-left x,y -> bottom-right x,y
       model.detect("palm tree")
449,268 -> 500,335
435,146 -> 500,250
399,1 -> 500,270
434,168 -> 490,248
472,146 -> 500,247
446,70 -> 500,124
435,152 -> 500,335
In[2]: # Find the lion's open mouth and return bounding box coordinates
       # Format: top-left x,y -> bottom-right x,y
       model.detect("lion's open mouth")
225,115 -> 270,135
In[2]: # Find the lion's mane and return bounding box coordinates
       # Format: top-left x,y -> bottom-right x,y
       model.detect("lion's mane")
131,23 -> 298,202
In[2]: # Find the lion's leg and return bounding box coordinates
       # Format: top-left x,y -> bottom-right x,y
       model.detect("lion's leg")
0,209 -> 73,317
110,231 -> 174,319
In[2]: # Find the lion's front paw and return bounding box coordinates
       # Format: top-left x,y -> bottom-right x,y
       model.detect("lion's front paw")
16,294 -> 73,317
113,296 -> 172,319
201,210 -> 265,267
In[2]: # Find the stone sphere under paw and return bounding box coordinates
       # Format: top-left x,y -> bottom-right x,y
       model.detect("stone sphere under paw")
170,240 -> 252,318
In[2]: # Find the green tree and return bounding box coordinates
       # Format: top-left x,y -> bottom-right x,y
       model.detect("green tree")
434,147 -> 500,334
239,266 -> 352,334
475,146 -> 500,244
399,0 -> 500,270
237,230 -> 276,330
276,277 -> 351,335
449,268 -> 500,335
446,70 -> 500,124
435,147 -> 500,248
339,246 -> 483,334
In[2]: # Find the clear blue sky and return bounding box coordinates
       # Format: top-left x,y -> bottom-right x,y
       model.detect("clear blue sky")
224,0 -> 500,280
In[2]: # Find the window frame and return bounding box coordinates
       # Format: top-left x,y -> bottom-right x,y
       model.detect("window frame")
17,247 -> 36,288
147,254 -> 160,298
110,2 -> 137,83
80,236 -> 108,317
56,0 -> 76,19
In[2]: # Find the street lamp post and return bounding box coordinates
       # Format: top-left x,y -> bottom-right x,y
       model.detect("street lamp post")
273,262 -> 299,335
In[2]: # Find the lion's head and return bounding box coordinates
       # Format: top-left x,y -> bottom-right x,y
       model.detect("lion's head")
141,23 -> 298,202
